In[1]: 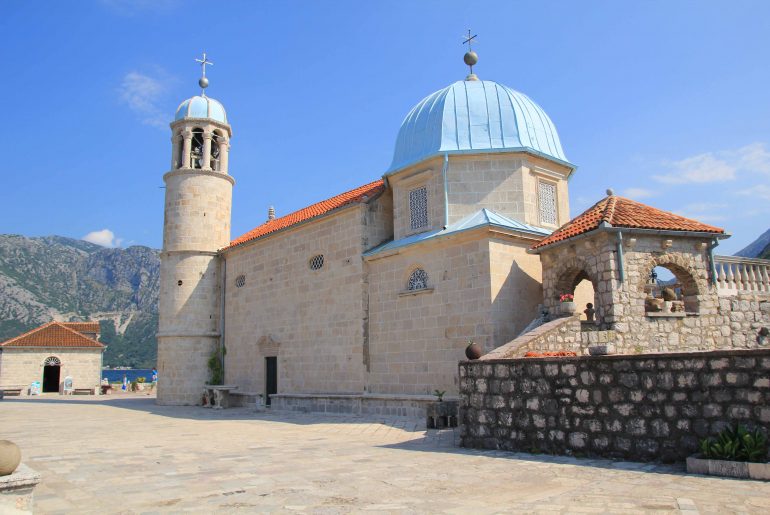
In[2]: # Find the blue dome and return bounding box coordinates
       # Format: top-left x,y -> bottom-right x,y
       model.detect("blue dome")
174,95 -> 227,123
388,80 -> 567,173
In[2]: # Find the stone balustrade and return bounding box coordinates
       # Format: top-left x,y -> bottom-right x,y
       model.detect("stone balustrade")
714,255 -> 770,296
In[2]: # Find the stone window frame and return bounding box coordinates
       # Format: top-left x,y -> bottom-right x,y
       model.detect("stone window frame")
400,266 -> 434,297
408,185 -> 429,232
536,178 -> 559,228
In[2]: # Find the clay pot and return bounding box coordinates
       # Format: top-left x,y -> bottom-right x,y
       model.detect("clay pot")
561,301 -> 576,315
0,440 -> 21,476
465,341 -> 483,360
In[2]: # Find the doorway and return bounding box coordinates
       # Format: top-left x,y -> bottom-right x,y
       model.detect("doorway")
43,356 -> 61,393
265,356 -> 277,406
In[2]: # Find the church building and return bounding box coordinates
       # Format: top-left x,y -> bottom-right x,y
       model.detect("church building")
157,48 -> 577,411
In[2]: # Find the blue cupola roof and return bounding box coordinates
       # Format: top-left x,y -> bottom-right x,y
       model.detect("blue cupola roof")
174,95 -> 227,123
388,80 -> 567,173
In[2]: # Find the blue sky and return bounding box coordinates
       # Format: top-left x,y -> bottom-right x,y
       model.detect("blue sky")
2,0 -> 769,254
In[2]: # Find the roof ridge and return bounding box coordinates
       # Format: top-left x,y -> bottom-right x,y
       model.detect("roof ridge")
0,321 -> 104,348
602,195 -> 617,224
227,179 -> 385,250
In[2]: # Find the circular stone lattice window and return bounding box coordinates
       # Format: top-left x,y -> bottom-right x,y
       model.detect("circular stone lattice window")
309,254 -> 325,270
234,275 -> 246,288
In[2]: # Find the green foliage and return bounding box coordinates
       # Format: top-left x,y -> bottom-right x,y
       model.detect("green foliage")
207,345 -> 226,385
433,389 -> 446,402
700,424 -> 768,463
137,377 -> 146,383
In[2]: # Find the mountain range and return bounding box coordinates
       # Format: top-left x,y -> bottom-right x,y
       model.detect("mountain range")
0,235 -> 159,368
735,227 -> 770,259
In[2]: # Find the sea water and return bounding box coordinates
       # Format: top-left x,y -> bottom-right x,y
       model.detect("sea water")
102,369 -> 154,383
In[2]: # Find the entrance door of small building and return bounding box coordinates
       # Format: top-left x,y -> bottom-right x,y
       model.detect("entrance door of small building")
265,356 -> 277,406
43,363 -> 61,393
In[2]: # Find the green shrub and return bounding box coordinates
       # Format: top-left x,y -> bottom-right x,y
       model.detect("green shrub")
137,377 -> 146,383
699,424 -> 768,463
207,346 -> 226,385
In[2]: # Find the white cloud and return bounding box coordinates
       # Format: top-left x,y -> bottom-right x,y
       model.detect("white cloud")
622,187 -> 654,199
675,202 -> 728,223
737,184 -> 770,201
83,229 -> 123,248
653,143 -> 770,184
118,70 -> 171,128
653,153 -> 735,184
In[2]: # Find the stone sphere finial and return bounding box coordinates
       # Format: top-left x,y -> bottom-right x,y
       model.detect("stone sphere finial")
198,77 -> 209,90
464,50 -> 478,66
606,188 -> 615,196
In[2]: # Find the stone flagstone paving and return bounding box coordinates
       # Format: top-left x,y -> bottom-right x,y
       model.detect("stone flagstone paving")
1,395 -> 769,513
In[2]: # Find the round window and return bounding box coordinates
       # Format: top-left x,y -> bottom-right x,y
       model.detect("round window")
309,254 -> 324,270
235,275 -> 246,288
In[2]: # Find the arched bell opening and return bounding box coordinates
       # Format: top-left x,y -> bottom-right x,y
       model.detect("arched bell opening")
211,130 -> 223,171
190,128 -> 204,169
642,262 -> 701,314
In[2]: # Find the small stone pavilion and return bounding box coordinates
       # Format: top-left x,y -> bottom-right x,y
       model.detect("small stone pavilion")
0,322 -> 104,395
483,191 -> 769,358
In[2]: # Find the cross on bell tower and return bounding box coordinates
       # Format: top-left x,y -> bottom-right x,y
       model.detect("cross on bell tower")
195,52 -> 214,95
462,29 -> 479,81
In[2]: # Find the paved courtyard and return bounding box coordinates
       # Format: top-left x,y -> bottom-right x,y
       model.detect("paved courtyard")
1,395 -> 769,514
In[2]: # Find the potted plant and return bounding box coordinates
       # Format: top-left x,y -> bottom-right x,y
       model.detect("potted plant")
687,424 -> 770,480
559,293 -> 576,315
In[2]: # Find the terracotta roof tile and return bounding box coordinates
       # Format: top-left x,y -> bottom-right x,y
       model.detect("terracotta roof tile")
62,322 -> 100,333
226,179 -> 385,249
531,195 -> 725,251
0,322 -> 105,349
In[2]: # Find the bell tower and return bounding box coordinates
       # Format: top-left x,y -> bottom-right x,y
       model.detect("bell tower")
157,53 -> 233,405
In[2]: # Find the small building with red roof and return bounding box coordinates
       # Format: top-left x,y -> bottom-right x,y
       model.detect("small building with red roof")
0,321 -> 105,395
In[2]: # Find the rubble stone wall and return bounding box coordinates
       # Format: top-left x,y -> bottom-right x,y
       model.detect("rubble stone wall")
459,349 -> 770,462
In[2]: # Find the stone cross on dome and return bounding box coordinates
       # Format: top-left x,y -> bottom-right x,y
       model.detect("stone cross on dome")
195,52 -> 214,95
462,29 -> 479,81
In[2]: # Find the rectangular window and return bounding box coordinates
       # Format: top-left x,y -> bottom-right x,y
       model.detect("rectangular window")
538,181 -> 558,226
409,186 -> 429,230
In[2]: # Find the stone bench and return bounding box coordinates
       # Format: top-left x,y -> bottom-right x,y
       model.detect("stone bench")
202,385 -> 238,409
229,391 -> 264,409
73,388 -> 95,395
0,387 -> 24,398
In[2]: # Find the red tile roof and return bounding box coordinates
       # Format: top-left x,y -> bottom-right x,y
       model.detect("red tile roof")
226,179 -> 385,249
531,195 -> 725,250
62,322 -> 100,333
0,322 -> 105,349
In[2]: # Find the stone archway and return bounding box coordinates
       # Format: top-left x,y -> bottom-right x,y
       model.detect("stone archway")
639,254 -> 706,313
549,257 -> 603,322
42,356 -> 61,393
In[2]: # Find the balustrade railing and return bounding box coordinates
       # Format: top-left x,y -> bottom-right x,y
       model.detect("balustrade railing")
714,255 -> 770,295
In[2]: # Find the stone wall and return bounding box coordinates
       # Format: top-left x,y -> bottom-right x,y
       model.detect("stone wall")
459,349 -> 770,462
224,205 -> 370,395
0,348 -> 102,393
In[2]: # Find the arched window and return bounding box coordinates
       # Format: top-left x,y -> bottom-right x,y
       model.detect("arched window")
190,128 -> 204,169
407,268 -> 429,291
176,132 -> 185,169
644,264 -> 700,314
211,131 -> 223,171
44,356 -> 61,366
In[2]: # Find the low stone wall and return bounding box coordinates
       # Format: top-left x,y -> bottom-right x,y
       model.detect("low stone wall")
271,392 -> 443,420
459,349 -> 770,462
